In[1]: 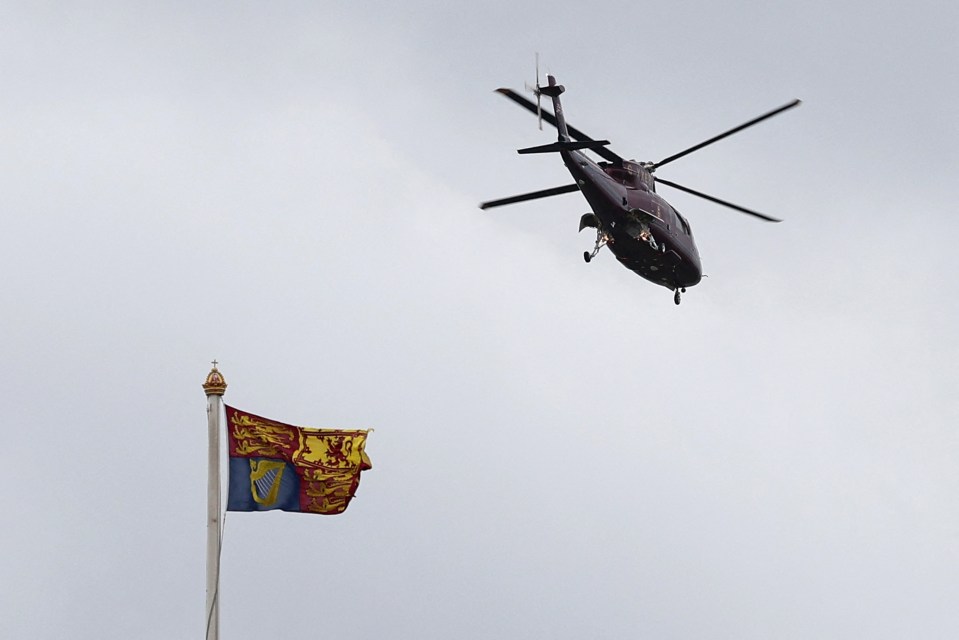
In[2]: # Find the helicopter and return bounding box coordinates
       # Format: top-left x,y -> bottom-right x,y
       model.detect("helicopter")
481,73 -> 800,304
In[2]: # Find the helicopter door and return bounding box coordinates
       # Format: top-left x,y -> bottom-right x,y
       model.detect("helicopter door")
656,202 -> 674,239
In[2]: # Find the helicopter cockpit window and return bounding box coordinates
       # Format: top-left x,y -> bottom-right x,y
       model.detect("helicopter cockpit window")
607,167 -> 629,183
676,211 -> 691,235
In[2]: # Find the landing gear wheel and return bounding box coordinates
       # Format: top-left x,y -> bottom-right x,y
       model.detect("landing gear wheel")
674,289 -> 681,305
585,229 -> 610,263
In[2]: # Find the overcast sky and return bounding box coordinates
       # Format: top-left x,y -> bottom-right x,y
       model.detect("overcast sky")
2,2 -> 958,638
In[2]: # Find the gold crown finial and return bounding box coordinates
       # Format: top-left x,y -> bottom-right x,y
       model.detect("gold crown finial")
203,360 -> 228,396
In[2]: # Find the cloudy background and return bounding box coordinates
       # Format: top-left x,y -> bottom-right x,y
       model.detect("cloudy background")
2,2 -> 957,638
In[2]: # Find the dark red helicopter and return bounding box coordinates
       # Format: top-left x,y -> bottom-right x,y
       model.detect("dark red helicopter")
481,74 -> 800,304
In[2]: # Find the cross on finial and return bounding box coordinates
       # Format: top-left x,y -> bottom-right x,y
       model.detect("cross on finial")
203,361 -> 227,396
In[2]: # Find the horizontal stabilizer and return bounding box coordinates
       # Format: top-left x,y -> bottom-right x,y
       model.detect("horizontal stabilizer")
517,140 -> 611,155
538,83 -> 565,98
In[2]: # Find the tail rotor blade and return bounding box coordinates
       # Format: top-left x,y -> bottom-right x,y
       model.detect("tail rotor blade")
535,53 -> 543,130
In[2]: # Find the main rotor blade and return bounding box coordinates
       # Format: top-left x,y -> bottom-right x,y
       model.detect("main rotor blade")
651,99 -> 801,169
479,183 -> 580,210
495,88 -> 625,165
654,177 -> 782,222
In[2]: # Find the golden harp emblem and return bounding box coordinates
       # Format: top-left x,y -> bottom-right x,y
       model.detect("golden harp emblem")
249,459 -> 286,506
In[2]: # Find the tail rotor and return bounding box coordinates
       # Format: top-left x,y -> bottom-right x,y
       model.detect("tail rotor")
524,53 -> 544,130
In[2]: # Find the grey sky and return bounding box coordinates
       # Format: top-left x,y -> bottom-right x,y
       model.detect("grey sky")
2,2 -> 957,638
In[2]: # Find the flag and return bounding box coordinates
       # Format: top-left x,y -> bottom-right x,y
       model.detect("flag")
225,405 -> 372,515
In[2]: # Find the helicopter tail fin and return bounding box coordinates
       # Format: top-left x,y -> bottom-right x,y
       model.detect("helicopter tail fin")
540,75 -> 571,141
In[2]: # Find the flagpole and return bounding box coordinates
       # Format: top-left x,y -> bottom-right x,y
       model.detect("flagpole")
202,363 -> 228,640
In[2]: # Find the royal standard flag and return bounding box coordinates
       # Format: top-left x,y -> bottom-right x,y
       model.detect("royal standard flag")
225,405 -> 372,515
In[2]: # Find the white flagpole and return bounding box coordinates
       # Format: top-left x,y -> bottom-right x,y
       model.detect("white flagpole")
202,362 -> 228,640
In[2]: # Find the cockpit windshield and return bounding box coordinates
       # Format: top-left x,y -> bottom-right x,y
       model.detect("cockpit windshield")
604,162 -> 652,190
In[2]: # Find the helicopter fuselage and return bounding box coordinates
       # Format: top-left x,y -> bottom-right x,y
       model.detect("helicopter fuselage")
563,151 -> 702,291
